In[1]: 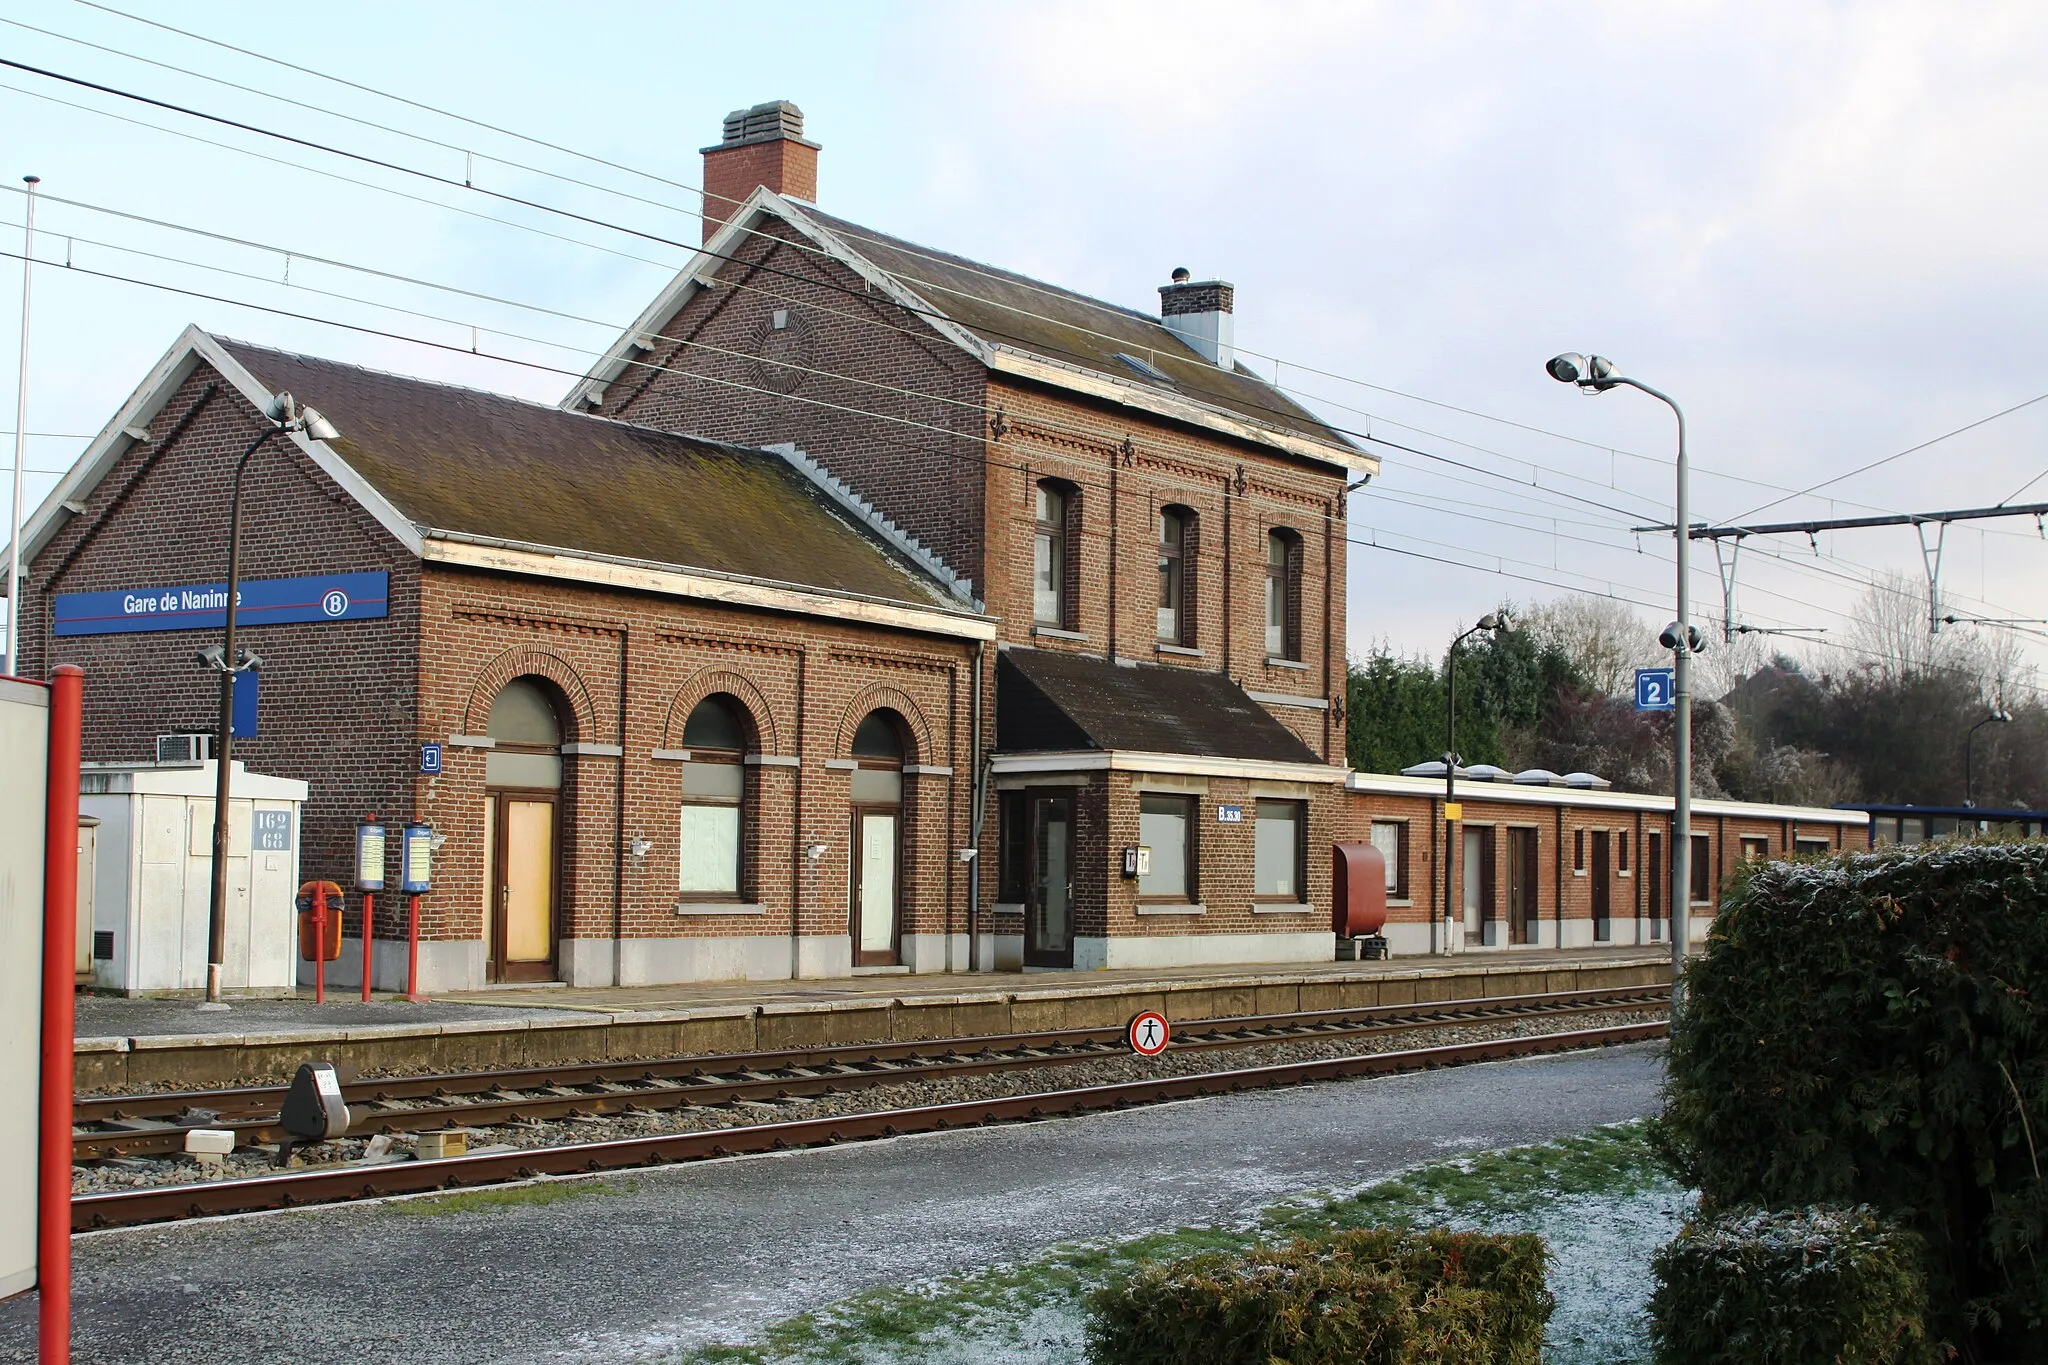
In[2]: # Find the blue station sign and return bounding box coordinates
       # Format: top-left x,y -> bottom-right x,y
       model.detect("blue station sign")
53,572 -> 389,637
1635,667 -> 1676,712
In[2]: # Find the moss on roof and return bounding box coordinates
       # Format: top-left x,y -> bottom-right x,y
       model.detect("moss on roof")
800,209 -> 1355,453
222,341 -> 958,611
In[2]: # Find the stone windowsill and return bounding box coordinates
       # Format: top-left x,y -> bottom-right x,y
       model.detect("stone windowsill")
1032,625 -> 1088,642
1155,643 -> 1203,658
1252,902 -> 1316,915
1264,656 -> 1310,671
1134,902 -> 1205,916
674,902 -> 767,916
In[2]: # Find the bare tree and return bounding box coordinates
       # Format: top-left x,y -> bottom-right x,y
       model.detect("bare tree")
1520,595 -> 1664,696
1838,569 -> 2025,697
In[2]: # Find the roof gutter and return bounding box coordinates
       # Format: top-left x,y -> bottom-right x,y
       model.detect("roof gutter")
991,749 -> 1347,784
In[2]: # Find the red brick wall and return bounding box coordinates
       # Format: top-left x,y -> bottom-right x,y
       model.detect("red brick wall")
701,140 -> 818,241
596,219 -> 991,592
410,566 -> 976,949
19,363 -> 421,889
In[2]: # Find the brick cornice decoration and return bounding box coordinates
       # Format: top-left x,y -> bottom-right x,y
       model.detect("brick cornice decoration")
662,666 -> 783,752
462,645 -> 600,742
1007,418 -> 1122,461
658,630 -> 801,658
452,605 -> 621,638
828,648 -> 953,677
837,682 -> 935,765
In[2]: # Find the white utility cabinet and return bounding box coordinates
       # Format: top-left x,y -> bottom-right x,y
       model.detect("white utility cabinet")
80,760 -> 308,996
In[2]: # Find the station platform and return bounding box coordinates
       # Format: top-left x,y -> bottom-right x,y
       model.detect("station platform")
74,946 -> 1671,1091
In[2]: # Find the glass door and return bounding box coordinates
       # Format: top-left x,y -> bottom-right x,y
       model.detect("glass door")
1025,791 -> 1075,967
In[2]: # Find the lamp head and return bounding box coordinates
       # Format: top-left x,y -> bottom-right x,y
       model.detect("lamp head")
1477,612 -> 1502,631
1546,353 -> 1588,384
298,406 -> 340,442
263,391 -> 296,423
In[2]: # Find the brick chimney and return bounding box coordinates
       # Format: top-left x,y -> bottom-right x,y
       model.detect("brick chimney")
700,100 -> 820,243
1158,268 -> 1236,370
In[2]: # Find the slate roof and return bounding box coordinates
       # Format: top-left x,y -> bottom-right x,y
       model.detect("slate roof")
996,648 -> 1326,766
800,207 -> 1353,452
220,340 -> 961,611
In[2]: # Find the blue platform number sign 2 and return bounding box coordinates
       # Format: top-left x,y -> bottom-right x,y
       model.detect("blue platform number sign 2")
420,743 -> 443,775
1635,668 -> 1676,712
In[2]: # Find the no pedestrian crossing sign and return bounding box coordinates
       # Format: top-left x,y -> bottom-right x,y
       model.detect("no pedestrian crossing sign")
1127,1010 -> 1171,1057
1635,668 -> 1676,712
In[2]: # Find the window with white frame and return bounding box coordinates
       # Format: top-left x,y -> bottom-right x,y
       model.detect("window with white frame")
1034,481 -> 1072,627
1255,799 -> 1305,899
1370,820 -> 1407,899
1138,793 -> 1195,899
678,695 -> 748,898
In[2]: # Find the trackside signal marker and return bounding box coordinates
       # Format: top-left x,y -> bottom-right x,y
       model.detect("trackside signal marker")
1127,1010 -> 1171,1056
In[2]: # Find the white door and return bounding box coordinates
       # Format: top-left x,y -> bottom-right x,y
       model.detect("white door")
1461,826 -> 1484,942
856,811 -> 899,962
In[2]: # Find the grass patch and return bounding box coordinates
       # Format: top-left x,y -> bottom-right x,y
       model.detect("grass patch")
387,1175 -> 629,1218
660,1122 -> 1688,1364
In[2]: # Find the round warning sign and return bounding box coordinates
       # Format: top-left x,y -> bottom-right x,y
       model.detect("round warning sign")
1127,1010 -> 1171,1057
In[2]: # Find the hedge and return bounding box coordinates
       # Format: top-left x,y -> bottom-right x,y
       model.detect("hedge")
1649,1204 -> 1936,1364
1654,838 -> 2048,1360
1083,1225 -> 1551,1365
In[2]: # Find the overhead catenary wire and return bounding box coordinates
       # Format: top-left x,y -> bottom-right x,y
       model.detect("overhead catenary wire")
4,50 -> 2035,560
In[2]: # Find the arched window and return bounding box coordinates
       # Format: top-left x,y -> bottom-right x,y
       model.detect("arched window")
1265,528 -> 1304,660
1158,506 -> 1194,646
1033,480 -> 1075,628
850,708 -> 907,966
486,678 -> 561,789
679,694 -> 751,900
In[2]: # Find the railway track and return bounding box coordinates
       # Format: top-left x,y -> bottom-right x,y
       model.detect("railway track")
74,984 -> 1668,1161
72,1018 -> 1667,1231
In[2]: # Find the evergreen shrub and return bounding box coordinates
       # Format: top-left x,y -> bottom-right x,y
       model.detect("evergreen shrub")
1083,1225 -> 1551,1365
1654,839 -> 2048,1359
1648,1204 -> 1936,1364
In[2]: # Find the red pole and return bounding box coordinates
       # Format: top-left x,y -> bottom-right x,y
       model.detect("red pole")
313,884 -> 327,1005
406,894 -> 422,1003
359,892 -> 373,1003
40,664 -> 82,1365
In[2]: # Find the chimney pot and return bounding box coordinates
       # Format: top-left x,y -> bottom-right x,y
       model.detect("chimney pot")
699,99 -> 821,243
1157,275 -> 1236,369
1170,266 -> 1191,283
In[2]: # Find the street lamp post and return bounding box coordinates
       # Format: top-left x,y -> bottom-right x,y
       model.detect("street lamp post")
1546,353 -> 1698,1011
1965,708 -> 2012,810
200,393 -> 339,1007
1439,613 -> 1503,955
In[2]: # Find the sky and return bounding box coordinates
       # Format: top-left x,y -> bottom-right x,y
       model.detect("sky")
4,0 -> 2046,688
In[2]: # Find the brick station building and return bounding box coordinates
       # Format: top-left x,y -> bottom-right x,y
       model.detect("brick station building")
13,101 -> 1864,990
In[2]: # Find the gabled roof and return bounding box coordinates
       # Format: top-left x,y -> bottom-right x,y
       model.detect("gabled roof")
996,647 -> 1327,767
14,328 -> 993,640
567,189 -> 1376,475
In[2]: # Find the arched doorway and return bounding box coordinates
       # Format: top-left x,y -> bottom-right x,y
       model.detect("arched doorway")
484,677 -> 562,982
849,709 -> 906,967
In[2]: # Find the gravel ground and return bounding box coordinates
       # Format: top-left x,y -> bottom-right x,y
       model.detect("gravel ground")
4,1043 -> 1666,1365
72,1006 -> 1662,1195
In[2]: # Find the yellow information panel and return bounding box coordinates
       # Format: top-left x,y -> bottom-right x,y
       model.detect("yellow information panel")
1445,801 -> 1463,822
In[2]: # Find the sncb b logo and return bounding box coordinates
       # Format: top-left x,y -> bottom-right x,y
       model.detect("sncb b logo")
320,590 -> 350,618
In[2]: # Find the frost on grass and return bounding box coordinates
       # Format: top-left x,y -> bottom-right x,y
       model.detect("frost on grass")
661,1122 -> 1689,1365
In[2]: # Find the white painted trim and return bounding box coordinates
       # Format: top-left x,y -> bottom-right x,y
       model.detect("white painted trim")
419,535 -> 996,642
17,327 -> 428,572
1248,690 -> 1329,711
988,347 -> 1374,474
904,764 -> 954,777
991,749 -> 1347,784
556,191 -> 1373,478
447,735 -> 496,749
744,754 -> 802,768
1344,770 -> 1869,826
561,742 -> 623,757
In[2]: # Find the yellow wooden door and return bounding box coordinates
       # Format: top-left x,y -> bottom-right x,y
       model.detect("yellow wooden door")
503,799 -> 555,967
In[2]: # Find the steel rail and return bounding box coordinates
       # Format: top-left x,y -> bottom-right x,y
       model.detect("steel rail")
74,985 -> 1667,1159
74,1020 -> 1666,1231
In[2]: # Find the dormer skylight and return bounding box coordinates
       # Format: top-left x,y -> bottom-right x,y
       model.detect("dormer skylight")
1113,351 -> 1177,388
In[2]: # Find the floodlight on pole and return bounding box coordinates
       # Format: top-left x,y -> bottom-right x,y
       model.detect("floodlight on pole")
1547,352 -> 1696,1012
201,390 -> 339,1006
1965,708 -> 2013,810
